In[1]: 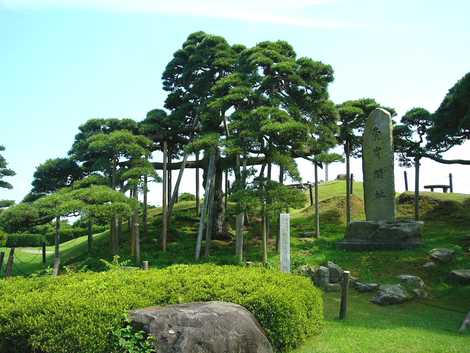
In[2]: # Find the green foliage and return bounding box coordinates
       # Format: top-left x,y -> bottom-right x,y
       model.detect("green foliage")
0,200 -> 15,209
429,72 -> 470,150
4,233 -> 45,247
178,192 -> 196,201
394,107 -> 432,167
337,98 -> 396,157
69,118 -> 139,173
31,157 -> 83,194
0,145 -> 15,189
113,317 -> 155,353
0,265 -> 323,353
0,203 -> 40,233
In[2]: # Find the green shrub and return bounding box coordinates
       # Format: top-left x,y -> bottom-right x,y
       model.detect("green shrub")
4,233 -> 45,247
178,192 -> 196,201
0,264 -> 323,353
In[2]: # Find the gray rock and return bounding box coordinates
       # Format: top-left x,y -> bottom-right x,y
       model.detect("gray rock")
363,108 -> 396,222
449,269 -> 470,285
327,261 -> 344,283
313,266 -> 330,289
130,302 -> 273,353
354,281 -> 380,292
397,274 -> 425,289
325,283 -> 341,292
371,284 -> 412,305
295,265 -> 317,282
429,248 -> 456,263
412,288 -> 429,299
422,261 -> 437,269
339,220 -> 423,250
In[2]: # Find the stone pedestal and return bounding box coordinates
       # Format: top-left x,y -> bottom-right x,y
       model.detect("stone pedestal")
338,220 -> 423,250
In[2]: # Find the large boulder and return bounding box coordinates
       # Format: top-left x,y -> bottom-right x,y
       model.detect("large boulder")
353,281 -> 379,293
397,274 -> 424,289
371,284 -> 412,305
429,248 -> 456,263
449,269 -> 470,285
326,261 -> 344,283
313,266 -> 330,289
130,302 -> 273,353
397,274 -> 427,298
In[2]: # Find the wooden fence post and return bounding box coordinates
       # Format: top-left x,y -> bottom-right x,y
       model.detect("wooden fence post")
0,251 -> 5,275
5,248 -> 15,278
350,173 -> 354,195
142,261 -> 149,271
339,270 -> 350,320
42,242 -> 46,265
308,183 -> 314,206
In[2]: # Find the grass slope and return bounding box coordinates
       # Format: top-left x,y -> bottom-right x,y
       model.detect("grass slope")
2,182 -> 469,352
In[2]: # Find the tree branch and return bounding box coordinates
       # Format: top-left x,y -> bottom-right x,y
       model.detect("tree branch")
423,153 -> 470,165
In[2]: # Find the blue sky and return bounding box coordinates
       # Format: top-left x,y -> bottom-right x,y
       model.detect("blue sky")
1,0 -> 469,204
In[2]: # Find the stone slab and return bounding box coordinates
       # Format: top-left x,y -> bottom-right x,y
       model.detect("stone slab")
338,220 -> 423,250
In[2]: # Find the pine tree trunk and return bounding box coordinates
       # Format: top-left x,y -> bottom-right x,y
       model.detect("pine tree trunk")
345,142 -> 351,225
130,188 -> 136,257
325,163 -> 329,182
204,172 -> 217,257
168,156 -> 172,205
212,164 -> 226,240
315,162 -> 320,238
195,152 -> 200,215
133,186 -> 140,263
266,162 -> 272,239
414,156 -> 420,221
111,158 -> 119,255
87,219 -> 93,253
162,140 -> 168,252
262,201 -> 268,265
195,152 -> 216,260
143,175 -> 148,239
235,213 -> 244,263
167,152 -> 190,220
54,216 -> 60,261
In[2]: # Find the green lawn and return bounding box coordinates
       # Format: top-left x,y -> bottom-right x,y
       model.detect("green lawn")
294,291 -> 469,353
2,183 -> 469,353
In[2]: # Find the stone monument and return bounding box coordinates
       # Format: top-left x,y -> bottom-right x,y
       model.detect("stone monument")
279,213 -> 291,273
339,108 -> 423,250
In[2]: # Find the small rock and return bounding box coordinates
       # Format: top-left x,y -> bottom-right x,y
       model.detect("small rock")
313,266 -> 330,289
449,269 -> 470,285
371,284 -> 412,305
354,281 -> 380,293
412,288 -> 429,299
397,274 -> 425,289
422,261 -> 437,269
325,283 -> 341,292
326,261 -> 344,283
429,248 -> 456,263
349,275 -> 359,284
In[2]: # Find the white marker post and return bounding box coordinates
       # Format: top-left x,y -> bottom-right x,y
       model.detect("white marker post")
279,213 -> 291,273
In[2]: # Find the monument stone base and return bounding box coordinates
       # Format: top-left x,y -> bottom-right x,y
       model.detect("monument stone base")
338,220 -> 423,251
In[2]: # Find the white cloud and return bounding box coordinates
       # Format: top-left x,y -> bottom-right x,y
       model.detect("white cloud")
0,0 -> 360,29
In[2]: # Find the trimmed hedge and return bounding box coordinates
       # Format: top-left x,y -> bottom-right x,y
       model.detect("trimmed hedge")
0,264 -> 323,353
3,233 -> 45,247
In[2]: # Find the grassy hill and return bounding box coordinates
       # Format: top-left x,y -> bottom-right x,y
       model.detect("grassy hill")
1,181 -> 469,352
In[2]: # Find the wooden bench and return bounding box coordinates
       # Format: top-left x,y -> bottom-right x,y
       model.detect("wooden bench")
423,184 -> 450,193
